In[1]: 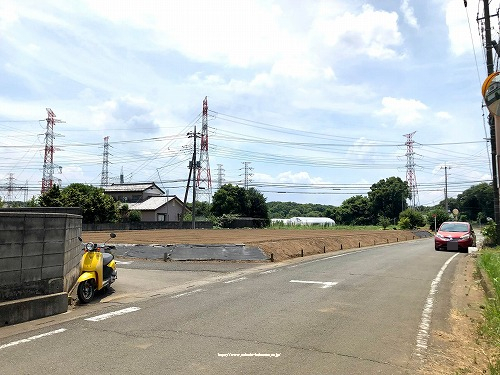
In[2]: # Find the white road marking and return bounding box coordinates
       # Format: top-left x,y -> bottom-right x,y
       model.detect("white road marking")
0,328 -> 66,350
115,260 -> 133,265
287,249 -> 367,268
224,277 -> 248,284
85,307 -> 141,322
260,269 -> 278,274
171,289 -> 204,299
290,280 -> 338,288
414,253 -> 459,358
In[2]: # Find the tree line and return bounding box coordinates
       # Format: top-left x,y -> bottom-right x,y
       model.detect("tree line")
2,177 -> 494,229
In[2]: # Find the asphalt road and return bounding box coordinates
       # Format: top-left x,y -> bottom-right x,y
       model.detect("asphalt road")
0,238 -> 464,374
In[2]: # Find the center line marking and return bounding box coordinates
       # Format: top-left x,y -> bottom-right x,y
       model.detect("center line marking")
290,280 -> 338,288
85,307 -> 141,322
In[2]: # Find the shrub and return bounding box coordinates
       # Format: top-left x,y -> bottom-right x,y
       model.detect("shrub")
482,220 -> 498,247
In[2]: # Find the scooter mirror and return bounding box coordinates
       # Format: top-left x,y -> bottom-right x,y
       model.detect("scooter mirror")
78,236 -> 82,242
110,233 -> 116,239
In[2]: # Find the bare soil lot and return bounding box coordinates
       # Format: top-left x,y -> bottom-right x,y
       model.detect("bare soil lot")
82,228 -> 421,261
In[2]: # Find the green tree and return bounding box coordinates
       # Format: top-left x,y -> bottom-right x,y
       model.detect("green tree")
211,184 -> 246,216
39,183 -> 118,224
38,185 -> 63,207
456,182 -> 494,220
129,210 -> 141,222
398,208 -> 425,229
368,177 -> 410,221
427,208 -> 449,230
211,185 -> 269,225
245,188 -> 269,221
195,201 -> 212,219
338,195 -> 373,225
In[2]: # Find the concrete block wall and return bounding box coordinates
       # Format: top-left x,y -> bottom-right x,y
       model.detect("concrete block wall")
0,212 -> 82,302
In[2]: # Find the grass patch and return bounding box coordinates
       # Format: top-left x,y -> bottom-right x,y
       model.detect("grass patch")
477,247 -> 500,372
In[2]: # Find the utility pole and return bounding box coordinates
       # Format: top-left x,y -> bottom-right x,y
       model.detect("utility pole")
441,164 -> 450,214
180,125 -> 200,229
192,125 -> 197,229
478,0 -> 500,241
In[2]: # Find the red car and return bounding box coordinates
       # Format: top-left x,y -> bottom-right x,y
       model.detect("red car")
434,221 -> 476,252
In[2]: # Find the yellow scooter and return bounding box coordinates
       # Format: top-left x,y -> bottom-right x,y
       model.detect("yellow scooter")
77,233 -> 117,304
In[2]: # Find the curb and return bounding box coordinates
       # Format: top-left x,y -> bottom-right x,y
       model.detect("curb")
477,263 -> 497,300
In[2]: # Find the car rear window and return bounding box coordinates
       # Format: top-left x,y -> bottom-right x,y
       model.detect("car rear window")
440,223 -> 469,232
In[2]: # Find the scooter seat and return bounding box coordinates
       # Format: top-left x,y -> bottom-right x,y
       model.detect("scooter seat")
102,252 -> 114,266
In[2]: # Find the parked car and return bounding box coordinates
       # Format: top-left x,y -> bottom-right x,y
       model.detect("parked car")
434,221 -> 476,252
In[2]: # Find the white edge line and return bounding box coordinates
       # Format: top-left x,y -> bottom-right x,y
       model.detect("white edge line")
287,249 -> 367,268
85,306 -> 141,322
0,328 -> 67,350
414,253 -> 459,358
224,277 -> 248,284
171,289 -> 204,299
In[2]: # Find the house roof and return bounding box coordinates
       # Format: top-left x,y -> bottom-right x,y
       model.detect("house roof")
129,196 -> 183,211
104,182 -> 164,194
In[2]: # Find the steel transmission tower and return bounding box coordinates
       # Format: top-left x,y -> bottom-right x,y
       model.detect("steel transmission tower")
404,131 -> 419,208
216,164 -> 225,189
242,162 -> 253,190
101,136 -> 110,187
196,96 -> 212,202
41,108 -> 63,194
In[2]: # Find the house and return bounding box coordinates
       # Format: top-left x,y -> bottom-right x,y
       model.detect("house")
104,182 -> 164,203
128,196 -> 187,222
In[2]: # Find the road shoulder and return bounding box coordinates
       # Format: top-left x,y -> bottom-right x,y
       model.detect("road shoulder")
419,254 -> 494,374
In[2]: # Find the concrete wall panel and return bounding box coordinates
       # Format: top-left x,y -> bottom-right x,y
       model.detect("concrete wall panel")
0,211 -> 82,303
21,268 -> 42,283
43,253 -> 63,267
23,229 -> 47,243
42,266 -> 64,280
1,257 -> 22,272
21,255 -> 43,269
22,243 -> 43,257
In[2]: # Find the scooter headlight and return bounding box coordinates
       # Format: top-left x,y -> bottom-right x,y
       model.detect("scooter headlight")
85,242 -> 94,252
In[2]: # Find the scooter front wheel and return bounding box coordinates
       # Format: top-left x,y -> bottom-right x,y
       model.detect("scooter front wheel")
77,280 -> 95,303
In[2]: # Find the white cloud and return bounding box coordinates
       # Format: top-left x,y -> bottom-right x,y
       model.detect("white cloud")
375,97 -> 428,125
347,138 -> 378,160
400,0 -> 419,29
89,96 -> 160,132
436,111 -> 452,121
313,4 -> 403,60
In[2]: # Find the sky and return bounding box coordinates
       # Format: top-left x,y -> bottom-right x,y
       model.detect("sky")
0,0 -> 497,208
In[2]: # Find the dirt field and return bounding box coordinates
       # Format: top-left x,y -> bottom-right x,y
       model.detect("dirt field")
82,228 -> 422,261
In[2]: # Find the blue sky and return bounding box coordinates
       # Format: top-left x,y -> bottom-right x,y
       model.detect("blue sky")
0,0 -> 496,207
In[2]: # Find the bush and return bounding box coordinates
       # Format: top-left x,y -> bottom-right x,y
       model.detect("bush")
399,209 -> 425,229
398,217 -> 412,230
129,210 -> 141,222
482,220 -> 498,247
378,216 -> 391,229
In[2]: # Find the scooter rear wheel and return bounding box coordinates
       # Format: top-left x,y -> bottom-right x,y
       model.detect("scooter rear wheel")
77,280 -> 95,303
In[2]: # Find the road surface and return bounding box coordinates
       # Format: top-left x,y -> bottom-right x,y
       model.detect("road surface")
0,238 -> 462,374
